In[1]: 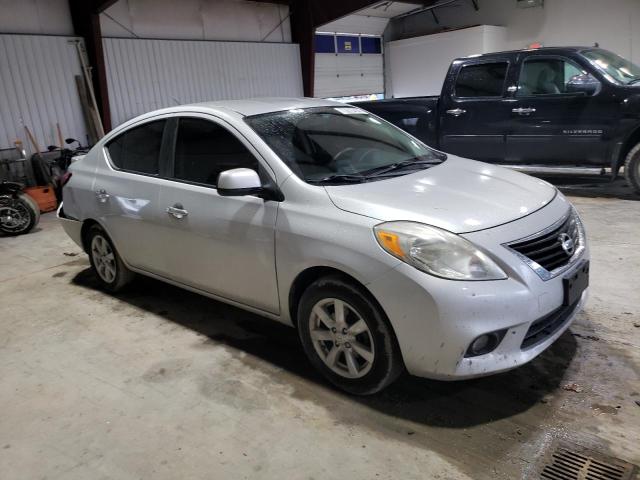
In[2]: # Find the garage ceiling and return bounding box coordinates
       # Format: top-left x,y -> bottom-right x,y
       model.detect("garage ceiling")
318,1 -> 421,35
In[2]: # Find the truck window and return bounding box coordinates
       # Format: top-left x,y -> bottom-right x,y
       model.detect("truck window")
517,58 -> 587,96
454,62 -> 508,98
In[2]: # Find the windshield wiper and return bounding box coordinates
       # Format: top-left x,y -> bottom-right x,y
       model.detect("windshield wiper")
360,158 -> 442,178
628,78 -> 640,85
306,158 -> 443,185
307,174 -> 367,185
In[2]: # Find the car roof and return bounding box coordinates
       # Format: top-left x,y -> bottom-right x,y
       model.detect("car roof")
106,97 -> 351,138
188,97 -> 346,116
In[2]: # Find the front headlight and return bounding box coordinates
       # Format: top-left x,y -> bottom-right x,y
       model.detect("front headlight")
374,221 -> 507,281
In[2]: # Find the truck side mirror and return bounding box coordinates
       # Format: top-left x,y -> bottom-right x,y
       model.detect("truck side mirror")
566,74 -> 601,96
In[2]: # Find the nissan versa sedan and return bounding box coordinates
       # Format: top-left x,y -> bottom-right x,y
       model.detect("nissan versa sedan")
58,98 -> 589,394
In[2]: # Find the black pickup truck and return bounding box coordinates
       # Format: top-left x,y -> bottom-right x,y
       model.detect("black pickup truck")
356,47 -> 640,194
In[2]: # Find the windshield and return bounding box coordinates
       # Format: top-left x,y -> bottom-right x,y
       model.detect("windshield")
245,106 -> 444,185
582,49 -> 640,85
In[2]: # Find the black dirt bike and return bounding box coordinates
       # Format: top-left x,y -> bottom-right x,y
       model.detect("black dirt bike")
0,181 -> 40,236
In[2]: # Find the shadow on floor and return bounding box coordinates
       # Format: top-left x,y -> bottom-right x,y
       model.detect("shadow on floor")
72,267 -> 578,432
534,173 -> 640,201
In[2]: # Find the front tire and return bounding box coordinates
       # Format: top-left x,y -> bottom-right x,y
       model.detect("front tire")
297,275 -> 404,395
624,143 -> 640,195
87,225 -> 134,292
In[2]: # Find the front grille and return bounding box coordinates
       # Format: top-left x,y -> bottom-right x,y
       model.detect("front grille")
521,298 -> 580,349
508,211 -> 581,274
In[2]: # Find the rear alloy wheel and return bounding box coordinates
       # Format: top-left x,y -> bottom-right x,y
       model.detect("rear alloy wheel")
624,142 -> 640,195
91,235 -> 117,284
87,225 -> 134,292
298,276 -> 403,395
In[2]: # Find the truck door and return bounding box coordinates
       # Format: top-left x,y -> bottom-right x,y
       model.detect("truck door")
506,55 -> 609,165
439,58 -> 512,162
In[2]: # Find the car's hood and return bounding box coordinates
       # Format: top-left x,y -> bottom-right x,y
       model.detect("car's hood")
324,156 -> 557,233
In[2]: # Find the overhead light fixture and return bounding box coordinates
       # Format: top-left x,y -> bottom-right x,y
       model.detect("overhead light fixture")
517,0 -> 544,8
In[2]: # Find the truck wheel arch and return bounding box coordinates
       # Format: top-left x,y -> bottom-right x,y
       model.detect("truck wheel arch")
615,126 -> 640,176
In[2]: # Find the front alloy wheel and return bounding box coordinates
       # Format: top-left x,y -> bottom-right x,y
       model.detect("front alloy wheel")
298,275 -> 404,395
309,298 -> 375,379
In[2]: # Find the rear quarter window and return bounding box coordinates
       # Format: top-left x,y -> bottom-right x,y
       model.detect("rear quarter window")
106,120 -> 166,175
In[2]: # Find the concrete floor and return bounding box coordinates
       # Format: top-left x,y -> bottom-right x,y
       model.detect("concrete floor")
1,175 -> 639,480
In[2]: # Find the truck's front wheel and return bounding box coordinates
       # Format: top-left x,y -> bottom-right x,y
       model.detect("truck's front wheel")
624,143 -> 640,195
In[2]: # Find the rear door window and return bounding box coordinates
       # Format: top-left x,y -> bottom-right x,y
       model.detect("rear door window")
172,118 -> 259,187
106,120 -> 166,175
454,62 -> 508,97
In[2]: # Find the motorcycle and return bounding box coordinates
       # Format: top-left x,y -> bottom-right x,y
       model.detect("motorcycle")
0,181 -> 40,236
42,138 -> 89,203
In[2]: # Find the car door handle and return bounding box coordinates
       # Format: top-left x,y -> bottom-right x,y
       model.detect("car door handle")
166,204 -> 189,219
446,108 -> 467,117
95,189 -> 110,202
512,107 -> 536,115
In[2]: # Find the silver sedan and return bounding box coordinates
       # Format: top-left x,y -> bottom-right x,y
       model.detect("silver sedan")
58,98 -> 589,394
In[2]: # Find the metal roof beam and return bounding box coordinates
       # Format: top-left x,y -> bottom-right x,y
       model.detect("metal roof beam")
68,0 -> 112,131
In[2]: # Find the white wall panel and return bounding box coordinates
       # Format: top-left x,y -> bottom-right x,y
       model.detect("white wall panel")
387,26 -> 508,98
388,0 -> 640,64
103,38 -> 303,127
315,53 -> 383,98
0,35 -> 88,152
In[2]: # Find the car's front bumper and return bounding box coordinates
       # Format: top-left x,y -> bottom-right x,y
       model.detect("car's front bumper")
367,194 -> 589,380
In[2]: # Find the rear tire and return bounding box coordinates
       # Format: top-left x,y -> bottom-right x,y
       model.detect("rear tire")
624,143 -> 640,195
20,193 -> 40,226
297,275 -> 404,395
87,225 -> 135,292
0,193 -> 39,236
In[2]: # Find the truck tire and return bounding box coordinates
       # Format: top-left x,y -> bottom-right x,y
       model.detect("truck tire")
624,143 -> 640,195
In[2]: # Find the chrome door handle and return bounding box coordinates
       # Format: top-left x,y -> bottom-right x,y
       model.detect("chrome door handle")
512,107 -> 536,115
446,108 -> 467,117
95,189 -> 110,203
166,204 -> 188,219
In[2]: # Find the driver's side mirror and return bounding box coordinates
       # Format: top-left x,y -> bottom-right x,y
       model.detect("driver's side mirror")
566,73 -> 601,96
217,168 -> 263,197
217,168 -> 284,201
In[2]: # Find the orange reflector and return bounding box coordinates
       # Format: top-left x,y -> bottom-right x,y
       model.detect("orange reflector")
375,230 -> 405,258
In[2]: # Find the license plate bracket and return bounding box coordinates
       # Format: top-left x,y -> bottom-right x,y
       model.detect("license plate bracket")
563,260 -> 589,306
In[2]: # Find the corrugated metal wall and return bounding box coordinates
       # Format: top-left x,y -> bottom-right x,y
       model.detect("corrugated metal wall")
0,34 -> 88,152
103,38 -> 303,127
